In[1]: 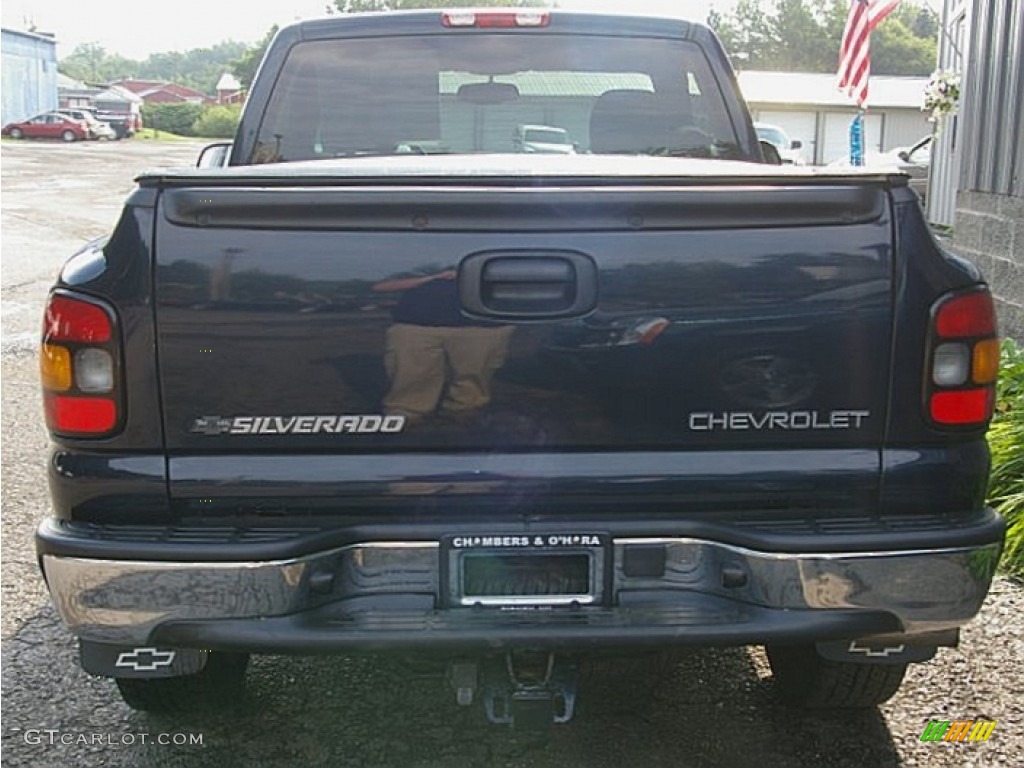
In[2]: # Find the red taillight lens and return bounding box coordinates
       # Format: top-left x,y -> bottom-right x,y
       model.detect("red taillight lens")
926,287 -> 998,428
40,292 -> 120,437
44,294 -> 112,343
934,291 -> 996,338
44,395 -> 117,434
930,389 -> 994,425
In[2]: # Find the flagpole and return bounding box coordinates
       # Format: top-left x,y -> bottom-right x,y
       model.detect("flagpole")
838,0 -> 902,167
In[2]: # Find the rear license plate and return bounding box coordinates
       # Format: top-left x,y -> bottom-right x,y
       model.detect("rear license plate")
444,534 -> 607,607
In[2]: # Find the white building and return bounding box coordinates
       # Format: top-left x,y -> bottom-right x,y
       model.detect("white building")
737,71 -> 932,165
215,73 -> 243,105
927,0 -> 969,228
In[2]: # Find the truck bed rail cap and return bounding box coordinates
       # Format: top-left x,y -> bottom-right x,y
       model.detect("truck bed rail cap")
137,155 -> 907,187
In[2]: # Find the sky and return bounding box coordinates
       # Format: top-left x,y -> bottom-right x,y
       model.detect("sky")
1,0 -> 942,61
1,1 -> 727,59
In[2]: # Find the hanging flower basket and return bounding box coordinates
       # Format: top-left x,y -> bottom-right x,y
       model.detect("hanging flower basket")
923,70 -> 961,123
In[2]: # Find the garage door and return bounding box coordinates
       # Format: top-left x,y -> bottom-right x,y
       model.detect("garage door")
822,112 -> 883,165
755,110 -> 817,164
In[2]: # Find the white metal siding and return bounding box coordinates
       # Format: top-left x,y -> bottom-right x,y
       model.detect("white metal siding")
0,29 -> 58,125
960,0 -> 1023,198
880,112 -> 931,152
927,0 -> 971,227
821,112 -> 883,165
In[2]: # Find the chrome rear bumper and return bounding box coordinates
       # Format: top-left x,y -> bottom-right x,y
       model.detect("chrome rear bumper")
40,533 -> 1001,647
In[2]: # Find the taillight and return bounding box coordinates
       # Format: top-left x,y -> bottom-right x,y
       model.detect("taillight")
934,290 -> 995,338
40,292 -> 121,437
926,288 -> 998,427
44,295 -> 112,342
442,10 -> 550,28
929,389 -> 993,425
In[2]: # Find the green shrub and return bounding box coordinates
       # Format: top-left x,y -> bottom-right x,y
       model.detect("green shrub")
192,105 -> 242,139
142,103 -> 205,137
989,338 -> 1024,576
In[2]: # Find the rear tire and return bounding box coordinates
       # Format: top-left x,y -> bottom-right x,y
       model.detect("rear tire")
10,127 -> 23,139
767,645 -> 907,708
62,129 -> 77,142
115,652 -> 249,714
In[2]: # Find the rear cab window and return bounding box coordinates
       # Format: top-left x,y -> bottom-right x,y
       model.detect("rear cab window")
251,33 -> 743,163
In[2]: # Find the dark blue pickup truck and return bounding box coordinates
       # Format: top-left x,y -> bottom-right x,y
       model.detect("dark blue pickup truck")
36,9 -> 1004,726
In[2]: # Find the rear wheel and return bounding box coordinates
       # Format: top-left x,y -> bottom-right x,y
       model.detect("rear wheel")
9,127 -> 23,139
115,652 -> 249,714
767,645 -> 907,708
61,129 -> 77,142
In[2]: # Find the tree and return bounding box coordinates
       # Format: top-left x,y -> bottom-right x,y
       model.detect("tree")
232,26 -> 277,89
60,43 -> 139,83
136,42 -> 249,94
142,103 -> 205,136
771,0 -> 833,71
869,17 -> 937,76
192,105 -> 243,138
891,2 -> 939,40
60,40 -> 248,95
707,0 -> 939,77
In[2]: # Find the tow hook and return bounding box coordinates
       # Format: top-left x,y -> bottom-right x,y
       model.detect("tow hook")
452,652 -> 579,729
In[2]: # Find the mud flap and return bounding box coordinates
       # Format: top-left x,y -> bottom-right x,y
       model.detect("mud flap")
815,639 -> 938,664
80,640 -> 208,678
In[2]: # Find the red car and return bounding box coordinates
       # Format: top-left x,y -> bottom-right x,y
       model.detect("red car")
2,112 -> 89,142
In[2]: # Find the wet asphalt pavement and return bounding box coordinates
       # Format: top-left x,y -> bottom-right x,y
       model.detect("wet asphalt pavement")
1,139 -> 1021,767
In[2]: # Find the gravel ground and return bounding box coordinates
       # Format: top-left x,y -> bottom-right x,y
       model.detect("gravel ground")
2,139 -> 1023,767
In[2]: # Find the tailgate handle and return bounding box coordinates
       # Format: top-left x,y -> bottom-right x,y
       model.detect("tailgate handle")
460,251 -> 597,320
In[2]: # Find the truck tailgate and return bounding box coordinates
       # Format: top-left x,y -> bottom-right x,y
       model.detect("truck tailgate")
152,177 -> 894,508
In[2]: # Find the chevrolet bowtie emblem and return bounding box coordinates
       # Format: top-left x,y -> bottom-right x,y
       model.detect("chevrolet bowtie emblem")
847,641 -> 906,658
115,647 -> 177,672
190,416 -> 231,435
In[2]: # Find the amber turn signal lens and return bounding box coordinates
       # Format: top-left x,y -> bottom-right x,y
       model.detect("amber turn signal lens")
972,339 -> 1000,384
41,344 -> 72,392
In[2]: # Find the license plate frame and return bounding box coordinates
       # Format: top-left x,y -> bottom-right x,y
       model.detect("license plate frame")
442,533 -> 609,607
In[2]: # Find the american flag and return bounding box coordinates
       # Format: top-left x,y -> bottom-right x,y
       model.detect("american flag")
837,0 -> 901,108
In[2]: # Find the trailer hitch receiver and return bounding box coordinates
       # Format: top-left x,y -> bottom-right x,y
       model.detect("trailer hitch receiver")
480,652 -> 579,728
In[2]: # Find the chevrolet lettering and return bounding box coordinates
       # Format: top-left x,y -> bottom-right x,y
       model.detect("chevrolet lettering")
688,410 -> 871,432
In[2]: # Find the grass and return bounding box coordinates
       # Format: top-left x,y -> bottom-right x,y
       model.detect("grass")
990,337 -> 1024,576
134,128 -> 191,141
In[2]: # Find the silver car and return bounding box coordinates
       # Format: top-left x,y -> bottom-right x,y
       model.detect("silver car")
56,108 -> 117,141
754,122 -> 805,165
513,124 -> 576,154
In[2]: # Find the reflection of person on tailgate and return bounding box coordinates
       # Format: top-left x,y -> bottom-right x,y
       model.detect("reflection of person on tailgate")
373,268 -> 513,423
